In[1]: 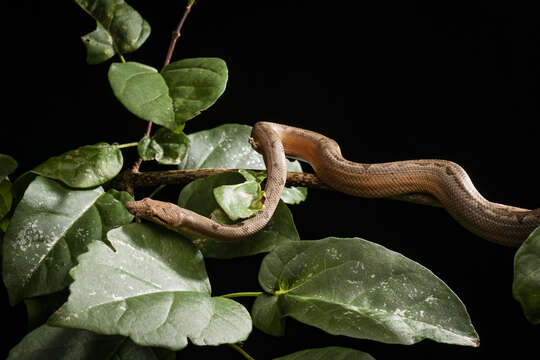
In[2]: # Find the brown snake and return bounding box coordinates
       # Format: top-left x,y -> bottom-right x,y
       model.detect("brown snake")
125,122 -> 539,246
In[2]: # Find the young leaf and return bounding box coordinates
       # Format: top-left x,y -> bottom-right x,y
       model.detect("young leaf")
32,143 -> 123,188
178,173 -> 300,259
161,58 -> 228,125
0,153 -> 17,178
274,346 -> 375,360
138,127 -> 191,165
49,223 -> 252,350
255,238 -> 479,347
7,324 -> 174,360
2,176 -> 104,304
213,180 -> 263,221
109,62 -> 177,131
179,123 -> 307,204
75,0 -> 151,64
513,226 -> 540,324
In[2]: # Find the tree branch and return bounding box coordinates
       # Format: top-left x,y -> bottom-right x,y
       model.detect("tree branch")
112,168 -> 443,208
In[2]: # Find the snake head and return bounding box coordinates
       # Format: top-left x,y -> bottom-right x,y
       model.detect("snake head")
125,198 -> 184,228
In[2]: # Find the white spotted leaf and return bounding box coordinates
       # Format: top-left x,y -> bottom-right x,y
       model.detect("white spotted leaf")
48,223 -> 252,350
254,238 -> 479,347
2,177 -> 133,305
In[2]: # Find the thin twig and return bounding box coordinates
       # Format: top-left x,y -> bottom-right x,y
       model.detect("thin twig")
131,0 -> 196,174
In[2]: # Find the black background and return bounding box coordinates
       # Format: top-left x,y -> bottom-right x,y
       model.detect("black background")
2,1 -> 539,359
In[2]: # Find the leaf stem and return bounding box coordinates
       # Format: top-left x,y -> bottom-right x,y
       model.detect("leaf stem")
220,292 -> 262,299
228,343 -> 255,360
116,142 -> 139,149
148,184 -> 166,198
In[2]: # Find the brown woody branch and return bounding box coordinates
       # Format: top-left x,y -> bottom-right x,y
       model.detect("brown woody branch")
112,168 -> 443,208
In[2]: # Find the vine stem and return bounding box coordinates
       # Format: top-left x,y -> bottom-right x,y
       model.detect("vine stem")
220,292 -> 262,299
131,0 -> 196,174
116,142 -> 138,149
228,343 -> 256,360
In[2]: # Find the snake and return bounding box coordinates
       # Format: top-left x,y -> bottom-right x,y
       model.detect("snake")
125,122 -> 539,246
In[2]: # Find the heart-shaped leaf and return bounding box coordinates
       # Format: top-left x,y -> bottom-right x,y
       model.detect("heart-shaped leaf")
161,58 -> 228,125
178,172 -> 299,259
138,127 -> 191,165
32,143 -> 123,188
0,153 -> 17,178
254,238 -> 479,347
2,177 -> 133,304
7,324 -> 174,360
75,0 -> 151,64
513,226 -> 540,324
179,123 -> 307,204
274,346 -> 375,360
49,223 -> 251,350
109,62 -> 177,131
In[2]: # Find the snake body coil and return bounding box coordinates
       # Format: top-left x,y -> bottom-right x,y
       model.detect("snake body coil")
126,122 -> 539,246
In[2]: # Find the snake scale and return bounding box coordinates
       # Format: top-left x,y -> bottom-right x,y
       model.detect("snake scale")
125,122 -> 539,246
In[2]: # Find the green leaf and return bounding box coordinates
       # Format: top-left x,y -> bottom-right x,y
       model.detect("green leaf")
76,0 -> 151,64
109,62 -> 177,131
25,290 -> 69,331
178,173 -> 299,259
161,58 -> 228,125
0,153 -> 17,178
0,217 -> 8,233
252,293 -> 285,337
2,177 -> 104,304
32,143 -> 123,188
513,226 -> 540,324
274,346 -> 375,360
179,123 -> 307,204
138,127 -> 191,165
7,324 -> 174,360
280,186 -> 308,205
213,180 -> 263,221
94,189 -> 135,239
11,172 -> 37,209
49,223 -> 252,350
0,179 -> 13,220
255,238 -> 479,346
81,23 -> 115,64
